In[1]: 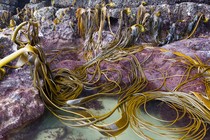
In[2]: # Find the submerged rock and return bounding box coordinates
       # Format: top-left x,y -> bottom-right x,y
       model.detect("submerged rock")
35,127 -> 66,140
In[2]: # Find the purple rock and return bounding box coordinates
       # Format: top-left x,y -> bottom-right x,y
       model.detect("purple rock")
0,37 -> 44,138
52,37 -> 210,95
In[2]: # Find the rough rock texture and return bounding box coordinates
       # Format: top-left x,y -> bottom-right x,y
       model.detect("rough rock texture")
52,37 -> 210,95
34,6 -> 57,21
52,0 -> 210,8
0,36 -> 44,138
2,0 -> 210,139
34,6 -> 81,53
31,1 -> 210,53
0,0 -> 17,13
34,6 -> 77,42
26,0 -> 210,49
108,2 -> 210,42
34,127 -> 66,140
33,2 -> 210,46
30,0 -> 44,3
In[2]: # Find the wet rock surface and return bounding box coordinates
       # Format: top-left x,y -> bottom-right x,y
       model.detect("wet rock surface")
34,6 -> 57,21
31,1 -> 210,46
25,1 -> 48,11
2,0 -> 210,139
52,37 -> 210,95
0,35 -> 44,138
52,0 -> 210,8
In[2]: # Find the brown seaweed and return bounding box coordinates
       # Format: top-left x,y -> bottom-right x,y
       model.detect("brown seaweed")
1,3 -> 210,139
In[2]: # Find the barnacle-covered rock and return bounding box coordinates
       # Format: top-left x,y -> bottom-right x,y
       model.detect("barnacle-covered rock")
107,2 -> 210,44
34,6 -> 57,21
25,1 -> 48,11
55,7 -> 76,21
0,35 -> 44,138
33,6 -> 78,45
38,18 -> 78,51
35,7 -> 80,53
52,0 -> 210,8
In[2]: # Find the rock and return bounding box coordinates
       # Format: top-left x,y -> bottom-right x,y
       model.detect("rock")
31,2 -> 210,48
52,0 -> 72,8
46,2 -> 210,46
92,31 -> 115,47
55,7 -> 76,21
30,0 -> 44,3
25,1 -> 48,11
52,0 -> 210,8
40,20 -> 75,42
0,0 -> 17,5
0,35 -> 45,138
35,127 -> 66,140
34,6 -> 57,21
52,37 -> 210,95
36,7 -> 80,51
0,0 -> 17,13
107,2 -> 210,43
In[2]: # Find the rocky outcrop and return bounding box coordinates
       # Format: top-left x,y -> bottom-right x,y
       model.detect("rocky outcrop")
52,0 -> 210,8
2,0 -> 210,139
34,6 -> 80,52
25,1 -> 48,11
32,1 -> 210,47
0,35 -> 44,138
0,0 -> 17,13
34,6 -> 57,21
51,37 -> 209,95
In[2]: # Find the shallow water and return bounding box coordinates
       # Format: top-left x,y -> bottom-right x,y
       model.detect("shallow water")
8,97 -> 186,140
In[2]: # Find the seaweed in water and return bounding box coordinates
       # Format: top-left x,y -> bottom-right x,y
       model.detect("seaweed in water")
1,2 -> 210,139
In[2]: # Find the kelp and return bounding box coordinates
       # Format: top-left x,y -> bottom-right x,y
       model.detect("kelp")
128,91 -> 209,140
1,3 -> 210,139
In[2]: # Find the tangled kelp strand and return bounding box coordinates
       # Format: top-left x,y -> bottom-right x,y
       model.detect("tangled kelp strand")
185,13 -> 207,40
127,91 -> 209,139
2,42 -> 210,138
1,4 -> 210,139
40,44 -> 210,138
11,20 -> 39,46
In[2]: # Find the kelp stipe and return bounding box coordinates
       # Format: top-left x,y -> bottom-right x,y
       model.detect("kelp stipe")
1,3 -> 210,139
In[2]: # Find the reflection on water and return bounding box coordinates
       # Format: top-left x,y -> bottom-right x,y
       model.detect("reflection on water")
8,98 -> 199,140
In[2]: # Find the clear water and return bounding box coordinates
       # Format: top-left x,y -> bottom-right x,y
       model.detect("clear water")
8,97 -> 184,140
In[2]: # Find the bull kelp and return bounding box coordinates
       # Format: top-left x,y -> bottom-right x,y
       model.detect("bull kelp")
1,1 -> 210,139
